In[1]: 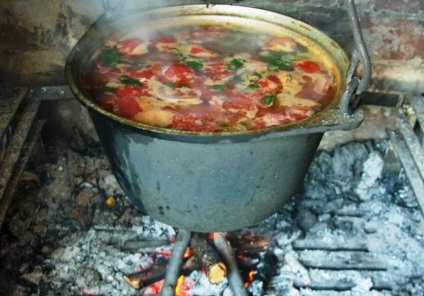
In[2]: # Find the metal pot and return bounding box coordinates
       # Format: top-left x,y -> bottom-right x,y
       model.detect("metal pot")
65,2 -> 370,232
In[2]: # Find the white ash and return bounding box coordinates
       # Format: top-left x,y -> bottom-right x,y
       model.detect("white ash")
46,223 -> 175,296
355,151 -> 385,200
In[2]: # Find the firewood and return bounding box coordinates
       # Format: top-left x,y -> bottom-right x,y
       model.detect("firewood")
190,233 -> 227,284
226,232 -> 269,253
123,263 -> 167,290
121,239 -> 171,251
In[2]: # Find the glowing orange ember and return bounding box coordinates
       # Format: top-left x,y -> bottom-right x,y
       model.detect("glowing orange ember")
143,279 -> 164,295
175,275 -> 189,296
244,270 -> 255,288
176,275 -> 197,296
183,247 -> 192,258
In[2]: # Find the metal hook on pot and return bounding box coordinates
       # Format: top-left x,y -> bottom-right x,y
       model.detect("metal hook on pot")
340,0 -> 372,114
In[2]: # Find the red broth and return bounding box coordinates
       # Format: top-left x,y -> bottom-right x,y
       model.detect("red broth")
83,25 -> 338,132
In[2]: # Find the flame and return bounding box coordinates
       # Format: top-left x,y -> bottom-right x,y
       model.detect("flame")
175,275 -> 190,296
244,270 -> 255,288
184,247 -> 192,258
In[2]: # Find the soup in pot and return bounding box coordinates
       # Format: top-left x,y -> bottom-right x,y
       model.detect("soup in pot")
83,24 -> 339,132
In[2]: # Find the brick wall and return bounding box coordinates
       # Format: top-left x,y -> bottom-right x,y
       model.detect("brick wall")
0,0 -> 422,95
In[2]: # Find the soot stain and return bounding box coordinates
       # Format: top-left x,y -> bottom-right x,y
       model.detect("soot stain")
158,205 -> 165,215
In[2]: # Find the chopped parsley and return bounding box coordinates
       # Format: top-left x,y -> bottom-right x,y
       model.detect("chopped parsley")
98,86 -> 117,93
164,82 -> 175,88
99,47 -> 122,67
120,59 -> 146,67
186,60 -> 204,70
209,85 -> 226,92
226,58 -> 245,70
98,47 -> 146,68
247,83 -> 260,90
259,51 -> 293,71
261,94 -> 277,105
120,77 -> 143,86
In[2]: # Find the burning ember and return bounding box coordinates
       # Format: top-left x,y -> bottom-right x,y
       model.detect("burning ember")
0,127 -> 424,295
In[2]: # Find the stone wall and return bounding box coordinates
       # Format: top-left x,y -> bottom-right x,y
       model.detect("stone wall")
0,0 -> 422,95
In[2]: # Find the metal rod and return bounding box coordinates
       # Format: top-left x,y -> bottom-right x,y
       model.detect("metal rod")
395,109 -> 424,179
406,95 -> 424,130
388,129 -> 424,216
347,0 -> 372,95
159,229 -> 191,296
214,233 -> 248,296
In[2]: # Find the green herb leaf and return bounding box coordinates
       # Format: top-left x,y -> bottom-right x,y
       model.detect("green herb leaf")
175,50 -> 186,61
120,59 -> 146,67
120,77 -> 143,86
259,51 -> 293,71
241,120 -> 252,127
226,58 -> 245,70
261,94 -> 277,105
98,86 -> 117,93
268,59 -> 292,71
209,85 -> 226,92
99,47 -> 122,67
219,122 -> 230,128
175,82 -> 189,88
253,72 -> 263,78
259,51 -> 285,61
248,83 -> 260,90
186,60 -> 204,70
164,82 -> 175,88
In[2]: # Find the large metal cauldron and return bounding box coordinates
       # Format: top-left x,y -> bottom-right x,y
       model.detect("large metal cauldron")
65,2 -> 370,232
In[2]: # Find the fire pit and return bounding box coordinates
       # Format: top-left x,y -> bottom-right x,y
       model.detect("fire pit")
1,119 -> 424,295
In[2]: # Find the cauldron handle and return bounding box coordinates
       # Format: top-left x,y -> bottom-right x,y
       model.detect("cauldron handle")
340,0 -> 372,114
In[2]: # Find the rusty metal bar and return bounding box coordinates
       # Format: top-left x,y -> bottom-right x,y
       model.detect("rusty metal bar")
386,95 -> 424,215
0,120 -> 45,227
388,128 -> 424,215
406,95 -> 424,130
394,110 -> 424,179
0,87 -> 28,162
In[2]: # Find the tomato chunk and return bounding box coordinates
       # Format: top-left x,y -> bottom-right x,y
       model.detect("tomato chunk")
116,38 -> 146,55
161,63 -> 194,87
115,86 -> 146,98
151,35 -> 177,52
294,61 -> 321,73
117,96 -> 142,118
258,75 -> 283,93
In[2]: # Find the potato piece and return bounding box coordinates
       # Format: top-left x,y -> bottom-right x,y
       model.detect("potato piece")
265,37 -> 298,52
132,109 -> 174,127
276,95 -> 319,108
